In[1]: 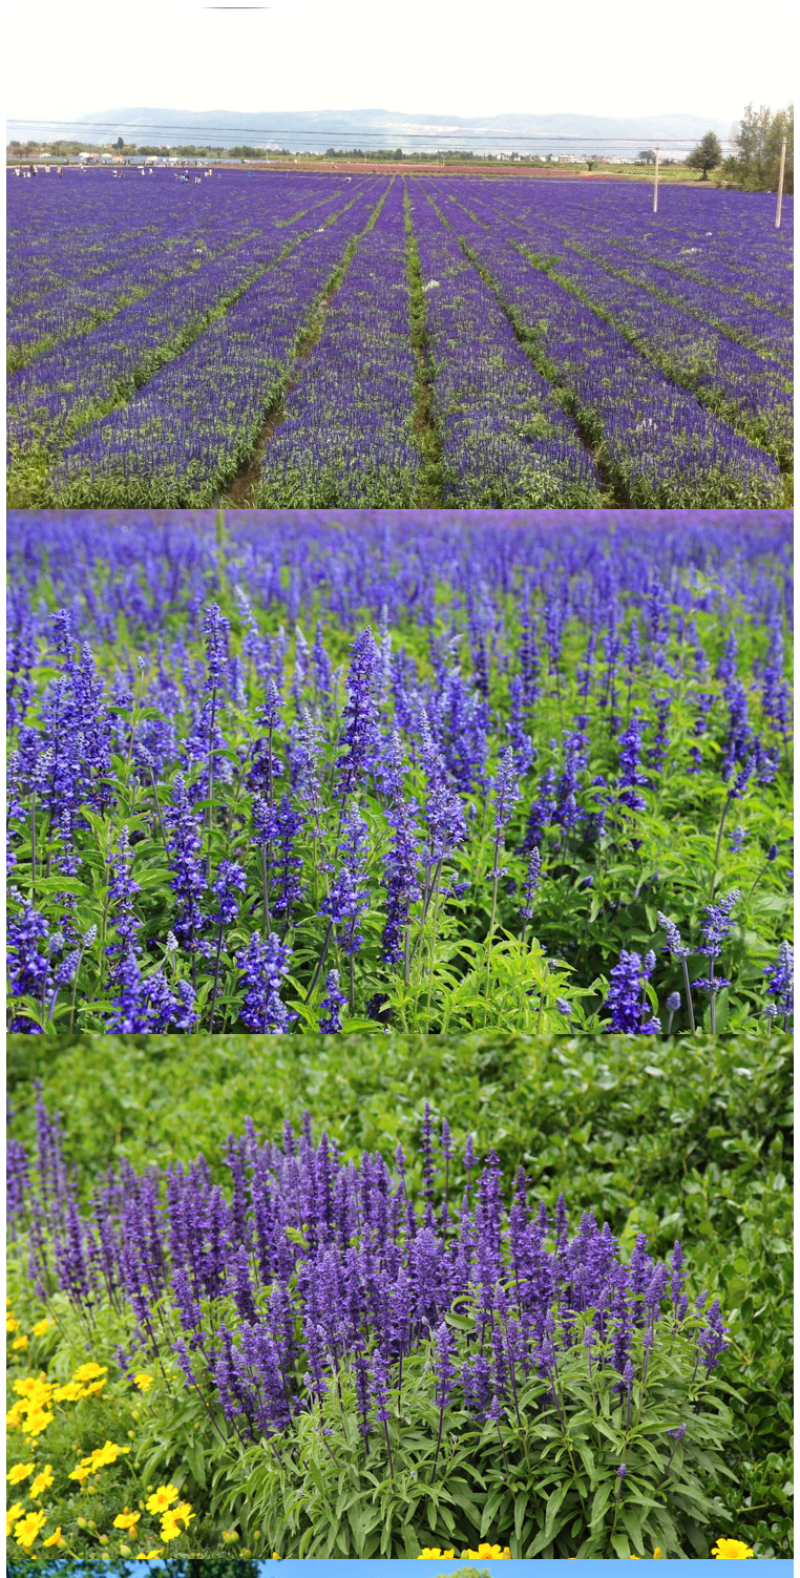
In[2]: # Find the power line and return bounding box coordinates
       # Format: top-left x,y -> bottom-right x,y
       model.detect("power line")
6,117 -> 736,147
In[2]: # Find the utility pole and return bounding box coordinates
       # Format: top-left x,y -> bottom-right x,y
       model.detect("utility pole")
775,137 -> 787,228
653,143 -> 660,213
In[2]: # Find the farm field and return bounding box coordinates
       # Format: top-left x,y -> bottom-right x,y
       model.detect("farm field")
6,171 -> 793,508
6,1031 -> 793,1559
6,510 -> 793,1037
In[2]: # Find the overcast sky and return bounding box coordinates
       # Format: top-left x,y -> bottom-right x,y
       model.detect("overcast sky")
6,3 -> 795,127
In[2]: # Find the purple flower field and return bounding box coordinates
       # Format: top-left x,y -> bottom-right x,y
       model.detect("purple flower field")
5,509 -> 793,1037
7,172 -> 792,508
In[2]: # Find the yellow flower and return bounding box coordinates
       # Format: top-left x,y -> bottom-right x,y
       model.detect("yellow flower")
712,1539 -> 755,1559
12,1336 -> 29,1351
32,1319 -> 52,1338
14,1509 -> 47,1550
136,1550 -> 164,1560
24,1409 -> 54,1437
133,1372 -> 153,1392
72,1363 -> 107,1383
6,1503 -> 25,1537
30,1464 -> 55,1499
77,1380 -> 107,1397
52,1382 -> 84,1403
418,1550 -> 456,1559
170,1501 -> 194,1528
91,1440 -> 123,1468
13,1374 -> 50,1400
7,1401 -> 28,1429
44,1528 -> 64,1548
7,1317 -> 20,1333
160,1517 -> 184,1544
7,1462 -> 36,1485
463,1546 -> 512,1559
146,1484 -> 179,1515
69,1463 -> 93,1483
113,1509 -> 141,1531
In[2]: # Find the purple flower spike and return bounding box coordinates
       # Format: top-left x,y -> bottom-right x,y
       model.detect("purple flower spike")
210,860 -> 247,928
237,931 -> 295,1034
318,969 -> 347,1034
603,951 -> 661,1035
764,941 -> 793,1023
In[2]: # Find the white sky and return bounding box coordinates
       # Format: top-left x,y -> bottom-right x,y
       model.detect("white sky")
6,3 -> 795,126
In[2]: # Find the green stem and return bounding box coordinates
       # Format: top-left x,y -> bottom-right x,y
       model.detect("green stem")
711,792 -> 731,890
681,956 -> 696,1034
29,791 -> 37,903
306,918 -> 334,1002
425,862 -> 444,1026
208,925 -> 225,1026
261,843 -> 271,935
207,684 -> 218,869
149,767 -> 167,852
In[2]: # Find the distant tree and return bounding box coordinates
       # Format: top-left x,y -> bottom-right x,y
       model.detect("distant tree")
725,102 -> 793,192
8,1560 -> 260,1578
686,130 -> 723,179
638,148 -> 657,164
114,135 -> 125,150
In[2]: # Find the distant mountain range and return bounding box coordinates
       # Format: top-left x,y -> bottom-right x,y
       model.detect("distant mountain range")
10,106 -> 733,155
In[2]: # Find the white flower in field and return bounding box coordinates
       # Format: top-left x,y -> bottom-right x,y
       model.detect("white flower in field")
422,279 -> 440,292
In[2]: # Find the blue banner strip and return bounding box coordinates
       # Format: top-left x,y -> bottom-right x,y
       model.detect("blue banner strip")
122,1564 -> 792,1574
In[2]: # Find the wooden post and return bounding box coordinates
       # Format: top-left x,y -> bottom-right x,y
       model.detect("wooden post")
775,137 -> 787,228
653,143 -> 660,213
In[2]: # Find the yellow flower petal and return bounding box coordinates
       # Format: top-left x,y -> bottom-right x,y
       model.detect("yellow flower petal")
14,1509 -> 47,1550
72,1363 -> 107,1382
712,1539 -> 755,1559
25,1410 -> 54,1437
6,1503 -> 26,1537
7,1462 -> 36,1485
52,1383 -> 83,1403
145,1484 -> 179,1515
30,1464 -> 55,1499
113,1510 -> 141,1531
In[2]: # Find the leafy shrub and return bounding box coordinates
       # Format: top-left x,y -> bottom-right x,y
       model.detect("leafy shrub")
7,1060 -> 788,1565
